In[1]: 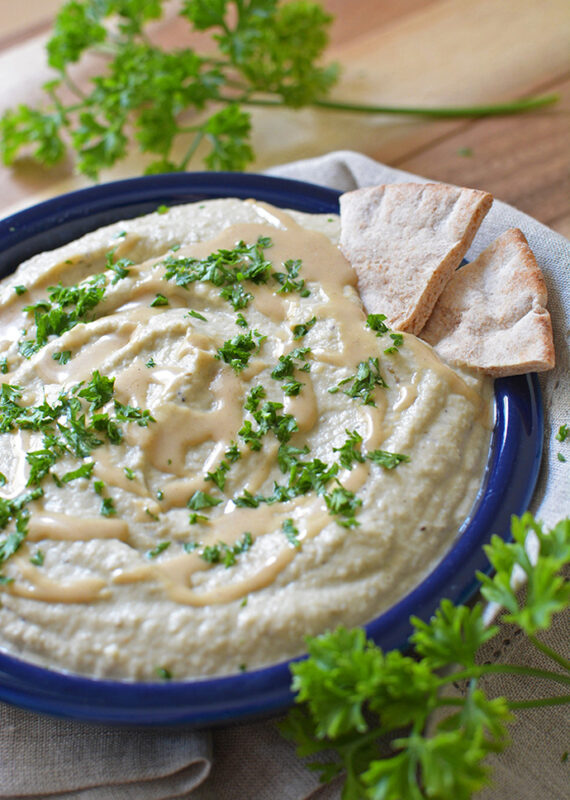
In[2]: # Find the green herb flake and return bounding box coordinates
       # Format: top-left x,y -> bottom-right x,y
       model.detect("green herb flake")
187,309 -> 207,321
145,508 -> 159,521
14,285 -> 27,296
156,205 -> 169,215
183,541 -> 200,552
150,293 -> 169,307
331,358 -> 387,406
29,549 -> 45,566
100,497 -> 116,517
366,313 -> 389,335
216,330 -> 265,373
333,429 -> 365,470
187,490 -> 222,511
155,666 -> 172,680
384,332 -> 404,354
367,449 -> 410,470
292,316 -> 317,339
235,312 -> 248,328
189,512 -> 208,525
93,480 -> 105,496
124,467 -> 136,480
324,486 -> 362,527
61,462 -> 95,483
146,541 -> 170,558
225,441 -> 241,463
283,518 -> 301,548
0,473 -> 6,487
556,424 -> 568,443
558,452 -> 567,462
145,357 -> 156,368
52,350 -> 72,364
0,357 -> 7,374
206,460 -> 230,491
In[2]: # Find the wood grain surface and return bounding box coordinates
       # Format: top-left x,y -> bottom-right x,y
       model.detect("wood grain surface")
0,0 -> 568,235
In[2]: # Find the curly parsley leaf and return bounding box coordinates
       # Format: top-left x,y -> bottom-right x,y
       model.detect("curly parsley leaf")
283,515 -> 570,799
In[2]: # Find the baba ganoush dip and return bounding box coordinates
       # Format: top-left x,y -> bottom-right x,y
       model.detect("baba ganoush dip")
0,199 -> 493,680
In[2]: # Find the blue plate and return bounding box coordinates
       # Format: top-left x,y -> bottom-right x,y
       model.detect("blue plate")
0,173 -> 543,726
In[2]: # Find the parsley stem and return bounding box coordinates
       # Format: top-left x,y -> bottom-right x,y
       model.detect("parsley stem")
179,131 -> 205,170
442,664 -> 570,687
507,695 -> 570,710
528,634 -> 570,672
238,92 -> 559,118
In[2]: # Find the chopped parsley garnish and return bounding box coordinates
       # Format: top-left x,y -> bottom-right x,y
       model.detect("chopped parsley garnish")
283,518 -> 301,548
156,204 -> 169,215
187,309 -> 207,322
188,513 -> 208,525
244,385 -> 266,413
146,541 -> 171,558
114,401 -> 155,427
384,332 -> 404,354
29,549 -> 45,566
145,357 -> 156,368
105,249 -> 133,283
200,531 -> 252,568
333,430 -> 365,470
187,490 -> 222,510
558,452 -> 567,462
282,378 -> 304,396
292,316 -> 317,339
329,358 -> 387,406
366,313 -> 389,335
52,350 -> 71,364
124,467 -> 135,481
0,356 -> 7,374
273,258 -> 310,297
367,449 -> 410,470
239,400 -> 298,451
0,472 -> 6,487
19,273 -> 106,357
183,541 -> 200,552
150,293 -> 169,307
155,666 -> 172,680
556,424 -> 568,443
163,237 -> 273,311
206,461 -> 230,491
324,487 -> 362,527
93,480 -> 105,495
14,285 -> 27,296
235,312 -> 248,328
60,462 -> 95,483
100,497 -> 116,517
271,347 -> 311,381
225,441 -> 241,463
216,330 -> 265,372
77,370 -> 115,409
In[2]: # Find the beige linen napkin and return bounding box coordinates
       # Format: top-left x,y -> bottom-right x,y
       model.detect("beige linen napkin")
1,151 -> 568,799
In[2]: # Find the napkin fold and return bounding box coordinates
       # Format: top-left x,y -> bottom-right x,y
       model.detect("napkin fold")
1,151 -> 568,800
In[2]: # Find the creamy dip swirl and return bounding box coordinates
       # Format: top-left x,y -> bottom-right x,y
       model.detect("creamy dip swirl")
0,199 -> 492,680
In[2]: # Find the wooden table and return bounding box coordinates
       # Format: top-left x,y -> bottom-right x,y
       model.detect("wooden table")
1,0 -> 569,235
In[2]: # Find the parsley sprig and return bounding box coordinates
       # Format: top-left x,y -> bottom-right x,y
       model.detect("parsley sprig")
281,514 -> 570,799
0,1 -> 558,177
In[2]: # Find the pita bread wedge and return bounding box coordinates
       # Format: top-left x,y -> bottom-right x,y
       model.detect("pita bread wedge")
339,183 -> 492,334
420,228 -> 555,376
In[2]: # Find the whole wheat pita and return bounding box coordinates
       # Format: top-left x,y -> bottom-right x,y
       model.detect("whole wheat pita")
420,228 -> 555,376
339,183 -> 493,335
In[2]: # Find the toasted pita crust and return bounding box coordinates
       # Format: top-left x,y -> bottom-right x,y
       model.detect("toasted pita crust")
339,183 -> 492,334
420,228 -> 555,376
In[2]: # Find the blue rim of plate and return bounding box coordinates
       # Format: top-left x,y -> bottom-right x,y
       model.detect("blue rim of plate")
0,172 -> 543,726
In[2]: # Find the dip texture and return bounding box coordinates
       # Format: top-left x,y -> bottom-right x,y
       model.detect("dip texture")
0,199 -> 492,680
